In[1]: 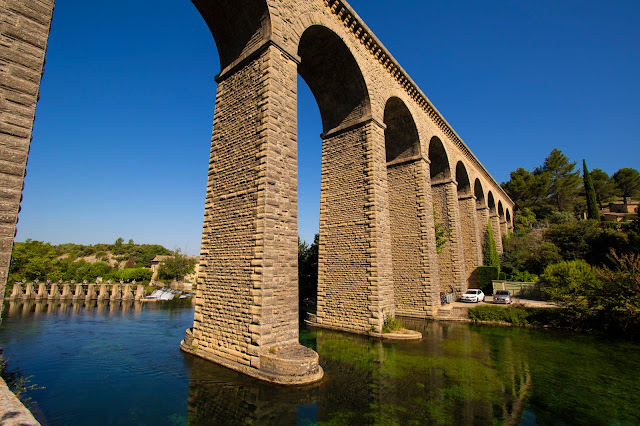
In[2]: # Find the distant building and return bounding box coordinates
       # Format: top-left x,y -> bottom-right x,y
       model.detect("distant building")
150,255 -> 172,279
601,198 -> 639,222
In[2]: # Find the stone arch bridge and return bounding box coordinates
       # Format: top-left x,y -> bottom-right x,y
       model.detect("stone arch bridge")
0,0 -> 514,383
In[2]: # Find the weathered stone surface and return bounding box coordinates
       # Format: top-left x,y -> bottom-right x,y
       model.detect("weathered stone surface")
0,377 -> 39,425
0,0 -> 54,322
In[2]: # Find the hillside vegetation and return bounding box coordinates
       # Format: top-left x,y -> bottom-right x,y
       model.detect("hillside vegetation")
8,238 -> 171,284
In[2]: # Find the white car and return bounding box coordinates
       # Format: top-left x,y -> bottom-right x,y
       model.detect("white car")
460,289 -> 485,303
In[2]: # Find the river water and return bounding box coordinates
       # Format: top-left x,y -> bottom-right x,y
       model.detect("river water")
0,299 -> 638,425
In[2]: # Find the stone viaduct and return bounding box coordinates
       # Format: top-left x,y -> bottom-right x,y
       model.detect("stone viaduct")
0,0 -> 514,383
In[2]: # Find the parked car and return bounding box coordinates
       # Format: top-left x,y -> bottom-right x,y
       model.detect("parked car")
493,290 -> 512,304
460,289 -> 485,303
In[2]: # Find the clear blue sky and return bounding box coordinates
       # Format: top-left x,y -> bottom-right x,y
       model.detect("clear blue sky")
19,0 -> 640,255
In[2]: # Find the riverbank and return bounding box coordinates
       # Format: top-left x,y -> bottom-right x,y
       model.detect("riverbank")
0,377 -> 39,425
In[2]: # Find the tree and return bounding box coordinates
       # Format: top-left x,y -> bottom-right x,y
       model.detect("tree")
157,251 -> 196,282
513,207 -> 537,234
612,167 -> 640,199
540,149 -> 581,212
590,168 -> 615,209
298,234 -> 319,304
502,168 -> 552,219
583,160 -> 600,221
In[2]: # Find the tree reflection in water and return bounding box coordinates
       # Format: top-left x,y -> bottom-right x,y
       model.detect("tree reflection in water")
2,300 -> 638,425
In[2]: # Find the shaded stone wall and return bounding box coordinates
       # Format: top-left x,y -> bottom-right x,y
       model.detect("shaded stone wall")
500,219 -> 509,240
476,206 -> 490,266
458,195 -> 482,289
388,158 -> 437,318
432,181 -> 466,295
491,214 -> 504,255
316,119 -> 394,334
0,0 -> 55,321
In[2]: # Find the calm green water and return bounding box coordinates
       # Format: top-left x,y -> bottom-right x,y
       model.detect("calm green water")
0,299 -> 638,425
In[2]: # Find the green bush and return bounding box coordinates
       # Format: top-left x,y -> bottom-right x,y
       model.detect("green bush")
509,270 -> 539,282
593,251 -> 640,338
468,305 -> 568,328
382,314 -> 402,333
540,259 -> 601,301
477,266 -> 499,294
106,268 -> 152,283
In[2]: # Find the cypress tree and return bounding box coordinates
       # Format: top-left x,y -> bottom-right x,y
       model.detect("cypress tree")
583,159 -> 600,222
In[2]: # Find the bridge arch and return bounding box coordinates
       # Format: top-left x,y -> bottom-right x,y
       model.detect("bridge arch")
455,162 -> 471,197
487,191 -> 496,215
474,178 -> 490,260
298,25 -> 370,133
498,200 -> 509,237
428,137 -> 451,184
193,0 -> 271,71
474,179 -> 486,208
384,97 -> 420,162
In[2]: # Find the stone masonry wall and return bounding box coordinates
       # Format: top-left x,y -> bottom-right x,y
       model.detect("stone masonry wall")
361,120 -> 395,329
458,195 -> 481,289
417,159 -> 441,314
432,181 -> 466,295
491,214 -> 504,255
0,0 -> 54,321
317,124 -> 372,332
193,44 -> 300,369
388,160 -> 429,317
476,206 -> 489,263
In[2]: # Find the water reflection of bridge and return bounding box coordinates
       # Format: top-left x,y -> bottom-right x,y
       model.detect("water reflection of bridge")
7,282 -> 147,301
184,320 -> 531,425
3,297 -> 196,318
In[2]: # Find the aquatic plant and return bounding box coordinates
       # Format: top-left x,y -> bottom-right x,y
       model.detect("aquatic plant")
0,354 -> 44,408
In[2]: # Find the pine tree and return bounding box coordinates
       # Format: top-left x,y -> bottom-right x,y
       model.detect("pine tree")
541,148 -> 581,212
583,159 -> 600,221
